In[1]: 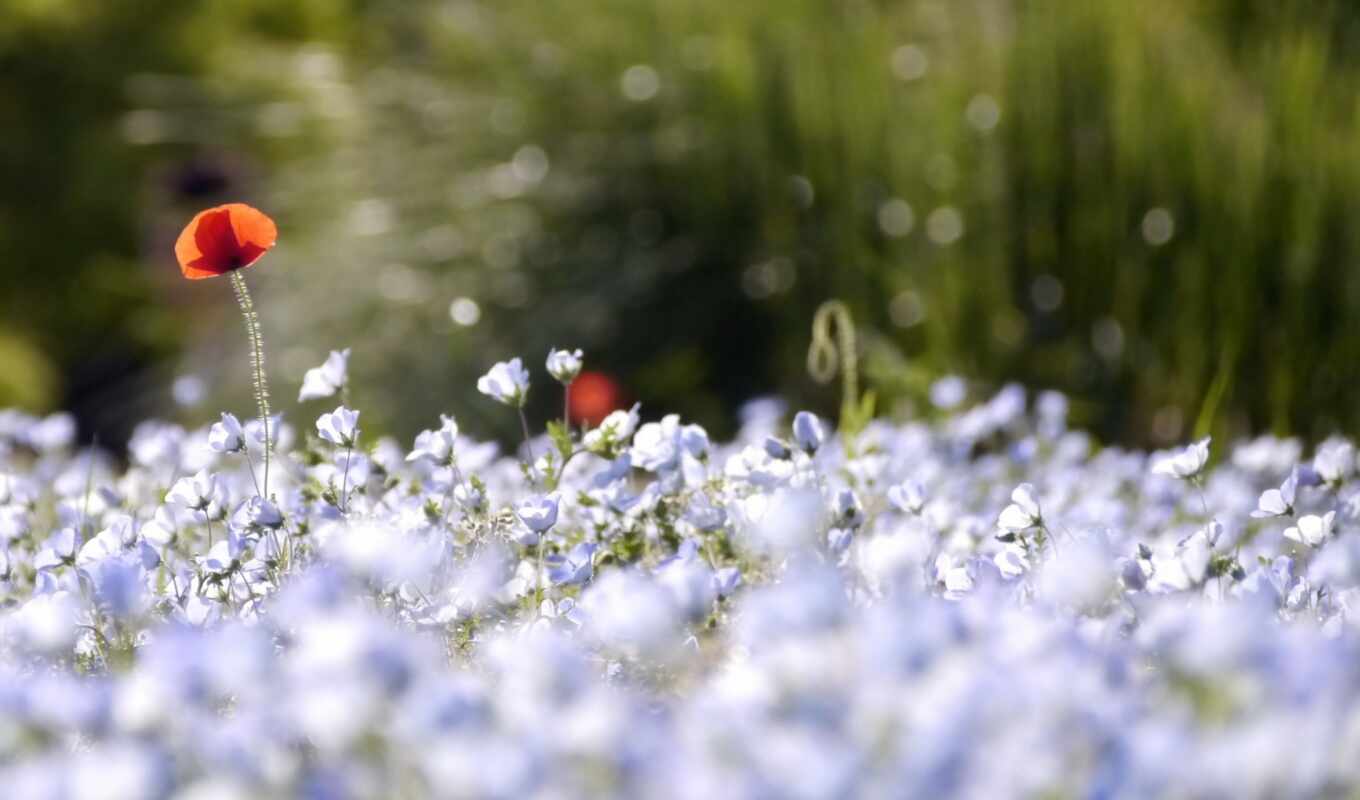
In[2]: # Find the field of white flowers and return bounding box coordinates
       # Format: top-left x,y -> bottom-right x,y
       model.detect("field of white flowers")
2,347 -> 1359,798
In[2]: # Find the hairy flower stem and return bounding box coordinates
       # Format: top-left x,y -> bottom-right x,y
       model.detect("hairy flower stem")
229,271 -> 272,498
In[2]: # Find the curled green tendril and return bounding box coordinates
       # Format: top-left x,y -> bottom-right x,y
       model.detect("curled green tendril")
807,300 -> 874,453
807,300 -> 858,400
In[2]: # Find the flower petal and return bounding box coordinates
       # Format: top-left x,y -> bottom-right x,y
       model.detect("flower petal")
175,203 -> 277,279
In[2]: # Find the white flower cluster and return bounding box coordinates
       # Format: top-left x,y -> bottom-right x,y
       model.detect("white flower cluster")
1,370 -> 1359,797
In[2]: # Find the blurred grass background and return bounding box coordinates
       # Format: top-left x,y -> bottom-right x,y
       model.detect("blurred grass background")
4,0 -> 1360,447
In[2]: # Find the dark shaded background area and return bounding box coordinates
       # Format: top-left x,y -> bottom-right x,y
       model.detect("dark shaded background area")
5,0 -> 1360,449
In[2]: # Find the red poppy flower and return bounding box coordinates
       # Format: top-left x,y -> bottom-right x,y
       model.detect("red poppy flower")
174,203 -> 278,280
568,370 -> 623,427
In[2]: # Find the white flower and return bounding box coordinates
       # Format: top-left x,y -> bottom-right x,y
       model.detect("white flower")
454,481 -> 485,511
995,545 -> 1030,578
167,469 -> 216,511
1177,526 -> 1214,584
208,412 -> 244,453
198,539 -> 238,575
516,493 -> 560,533
316,406 -> 360,447
1152,437 -> 1211,480
407,415 -> 459,464
887,479 -> 926,515
1314,439 -> 1355,486
632,415 -> 683,472
583,404 -> 641,455
684,494 -> 726,531
1284,511 -> 1336,548
997,483 -> 1042,532
546,348 -> 583,384
1251,471 -> 1298,519
792,411 -> 826,454
245,414 -> 285,450
298,348 -> 351,402
477,358 -> 530,407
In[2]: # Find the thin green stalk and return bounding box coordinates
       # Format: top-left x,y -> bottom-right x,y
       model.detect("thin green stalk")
78,439 -> 96,549
518,407 -> 540,486
535,542 -> 546,612
229,271 -> 272,498
340,440 -> 355,514
440,460 -> 469,530
243,452 -> 261,497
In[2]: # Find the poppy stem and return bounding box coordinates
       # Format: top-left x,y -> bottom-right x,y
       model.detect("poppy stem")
229,271 -> 272,499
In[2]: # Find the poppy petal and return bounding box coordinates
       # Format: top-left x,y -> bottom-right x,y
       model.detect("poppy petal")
174,209 -> 216,278
175,203 -> 277,280
191,208 -> 238,273
226,203 -> 278,256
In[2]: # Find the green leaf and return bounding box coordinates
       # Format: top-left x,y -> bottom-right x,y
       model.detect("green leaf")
546,419 -> 574,461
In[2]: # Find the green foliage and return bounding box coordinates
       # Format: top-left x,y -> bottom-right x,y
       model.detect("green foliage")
244,0 -> 1360,445
10,0 -> 1360,447
0,0 -> 346,439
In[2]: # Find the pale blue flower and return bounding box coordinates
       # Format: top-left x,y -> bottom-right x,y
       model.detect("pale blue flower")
547,542 -> 597,586
316,406 -> 360,447
1285,511 -> 1336,548
298,348 -> 351,402
1314,438 -> 1355,486
763,436 -> 792,460
887,479 -> 926,515
167,469 -> 216,512
407,415 -> 459,464
833,488 -> 864,529
546,348 -> 583,384
997,483 -> 1042,532
1251,470 -> 1298,519
792,410 -> 825,454
516,493 -> 560,533
1152,437 -> 1211,480
208,412 -> 245,453
477,358 -> 530,407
